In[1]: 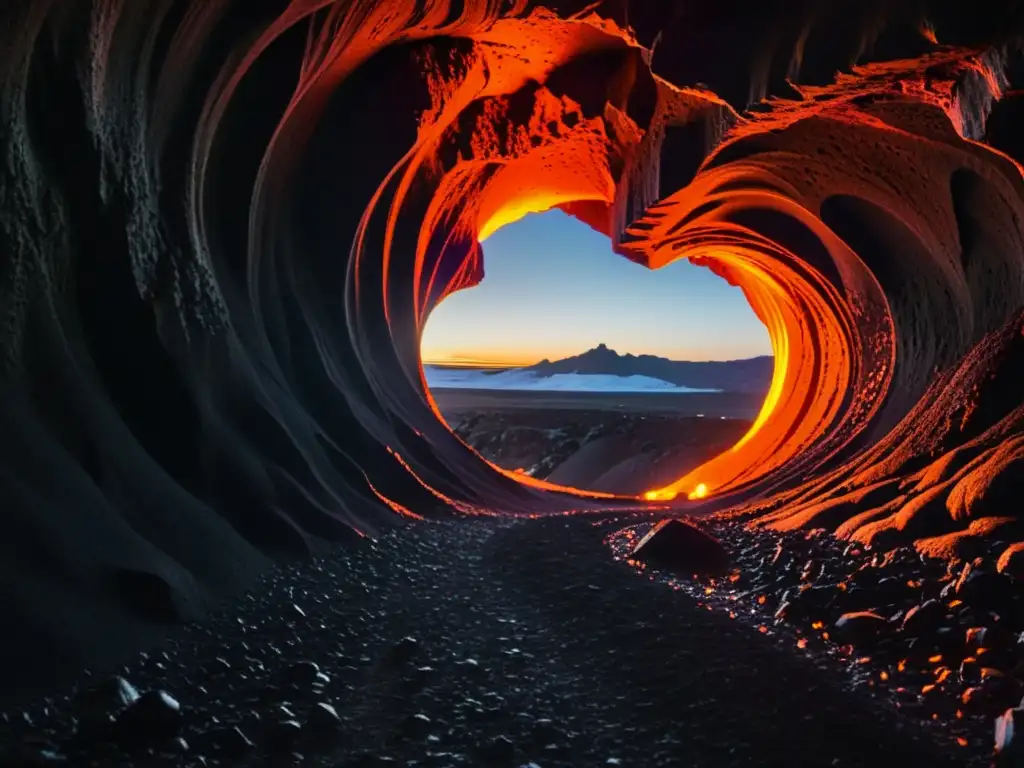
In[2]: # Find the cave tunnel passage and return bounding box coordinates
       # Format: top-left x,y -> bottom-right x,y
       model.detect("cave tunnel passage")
6,0 -> 1024,719
418,209 -> 774,498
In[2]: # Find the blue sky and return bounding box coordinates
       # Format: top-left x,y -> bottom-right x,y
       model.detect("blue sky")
420,209 -> 772,366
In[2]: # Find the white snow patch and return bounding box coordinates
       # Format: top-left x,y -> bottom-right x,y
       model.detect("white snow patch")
423,366 -> 721,393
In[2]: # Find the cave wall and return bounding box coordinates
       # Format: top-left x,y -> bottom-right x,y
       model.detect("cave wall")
1,0 -> 1024,699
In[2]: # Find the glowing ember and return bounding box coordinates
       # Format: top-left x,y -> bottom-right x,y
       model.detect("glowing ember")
643,489 -> 677,502
689,483 -> 709,500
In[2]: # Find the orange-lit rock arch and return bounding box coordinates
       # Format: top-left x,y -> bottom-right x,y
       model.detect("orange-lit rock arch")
294,2 -> 1024,533
4,0 -> 1024,685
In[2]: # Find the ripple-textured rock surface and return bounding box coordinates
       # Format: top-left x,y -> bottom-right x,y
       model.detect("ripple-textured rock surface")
2,0 -> 1024,699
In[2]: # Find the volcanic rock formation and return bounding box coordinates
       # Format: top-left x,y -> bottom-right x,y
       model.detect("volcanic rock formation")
3,0 -> 1024,696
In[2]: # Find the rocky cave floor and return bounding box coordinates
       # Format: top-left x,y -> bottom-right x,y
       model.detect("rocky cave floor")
2,515 -> 1020,767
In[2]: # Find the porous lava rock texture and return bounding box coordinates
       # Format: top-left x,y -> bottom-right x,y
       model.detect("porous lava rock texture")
2,0 -> 1024,697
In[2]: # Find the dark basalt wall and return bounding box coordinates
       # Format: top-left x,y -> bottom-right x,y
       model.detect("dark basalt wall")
1,0 -> 1023,699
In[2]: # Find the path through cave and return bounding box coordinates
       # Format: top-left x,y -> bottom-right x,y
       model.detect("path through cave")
0,517 -> 964,767
3,1 -> 1024,763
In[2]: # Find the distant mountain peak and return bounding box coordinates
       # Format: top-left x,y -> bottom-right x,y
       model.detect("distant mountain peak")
584,342 -> 619,357
524,345 -> 773,394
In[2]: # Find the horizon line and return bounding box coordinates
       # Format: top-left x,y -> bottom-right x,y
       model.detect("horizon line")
423,345 -> 775,368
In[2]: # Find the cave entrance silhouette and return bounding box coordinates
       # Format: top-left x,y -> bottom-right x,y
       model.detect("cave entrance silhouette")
419,209 -> 775,500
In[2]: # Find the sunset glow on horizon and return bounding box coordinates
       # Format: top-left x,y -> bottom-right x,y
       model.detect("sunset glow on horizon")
420,354 -> 535,368
420,210 -> 772,368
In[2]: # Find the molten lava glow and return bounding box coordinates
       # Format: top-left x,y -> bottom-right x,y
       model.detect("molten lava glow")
644,489 -> 677,502
477,188 -> 608,243
226,0 -> 1024,529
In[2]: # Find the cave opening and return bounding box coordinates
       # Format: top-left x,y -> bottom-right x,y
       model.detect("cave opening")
418,208 -> 773,498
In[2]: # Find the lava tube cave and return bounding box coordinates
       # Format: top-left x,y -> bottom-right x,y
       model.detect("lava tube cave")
4,1 -> 1024,759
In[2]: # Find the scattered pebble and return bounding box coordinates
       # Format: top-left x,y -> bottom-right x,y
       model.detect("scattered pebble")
0,519 -> 972,766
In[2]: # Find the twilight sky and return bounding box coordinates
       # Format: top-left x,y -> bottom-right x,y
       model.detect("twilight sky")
420,209 -> 772,367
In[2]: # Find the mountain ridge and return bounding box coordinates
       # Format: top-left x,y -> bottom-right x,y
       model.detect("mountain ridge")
523,344 -> 773,394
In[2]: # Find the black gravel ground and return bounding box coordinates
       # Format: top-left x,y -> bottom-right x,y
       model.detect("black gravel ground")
1,517 -> 967,767
611,516 -> 1024,766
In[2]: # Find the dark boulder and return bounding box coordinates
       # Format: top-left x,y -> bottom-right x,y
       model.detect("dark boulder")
630,519 -> 731,577
833,612 -> 888,647
306,702 -> 342,735
282,660 -> 321,686
957,569 -> 1015,610
774,585 -> 838,623
962,678 -> 1024,718
478,735 -> 516,763
113,690 -> 182,747
73,676 -> 140,720
265,719 -> 303,753
205,725 -> 255,757
901,599 -> 946,637
381,636 -> 420,667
